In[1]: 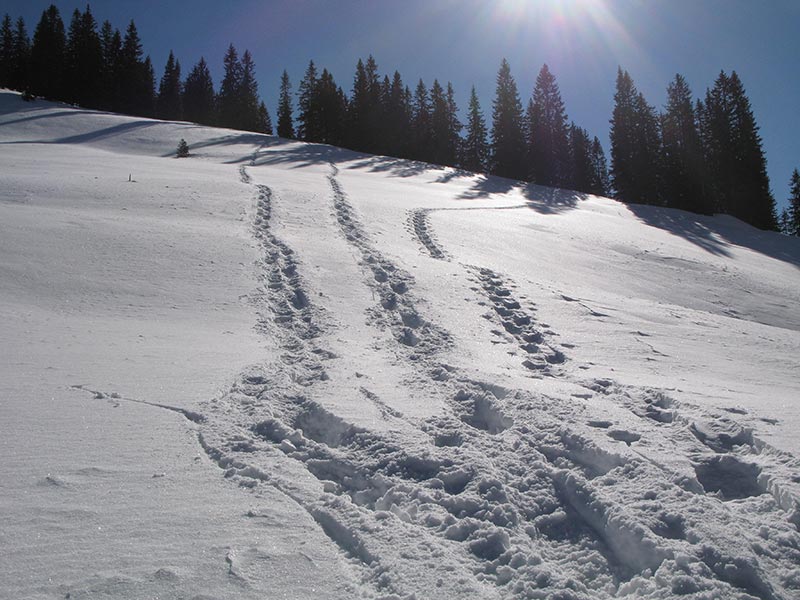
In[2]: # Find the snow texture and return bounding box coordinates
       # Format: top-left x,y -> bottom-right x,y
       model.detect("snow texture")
2,90 -> 799,599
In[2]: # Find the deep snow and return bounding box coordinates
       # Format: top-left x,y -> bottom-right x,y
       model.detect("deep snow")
1,90 -> 799,599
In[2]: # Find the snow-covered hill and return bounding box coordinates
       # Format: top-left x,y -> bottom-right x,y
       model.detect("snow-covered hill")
2,90 -> 799,599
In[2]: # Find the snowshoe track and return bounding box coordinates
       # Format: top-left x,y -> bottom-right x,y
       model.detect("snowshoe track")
192,165 -> 800,600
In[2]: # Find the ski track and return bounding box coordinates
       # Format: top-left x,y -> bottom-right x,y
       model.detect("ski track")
189,164 -> 800,599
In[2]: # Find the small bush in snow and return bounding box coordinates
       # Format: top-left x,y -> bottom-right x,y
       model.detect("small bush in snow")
176,138 -> 190,158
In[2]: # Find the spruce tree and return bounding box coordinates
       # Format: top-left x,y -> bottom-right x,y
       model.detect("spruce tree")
182,57 -> 215,125
411,79 -> 432,163
348,56 -> 381,152
277,69 -> 294,138
257,101 -> 272,134
297,60 -> 318,141
568,124 -> 592,193
65,7 -> 102,108
98,20 -> 121,111
217,44 -> 243,129
11,16 -> 30,92
785,169 -> 800,236
118,20 -> 153,116
382,71 -> 410,158
238,50 -> 262,131
316,68 -> 346,146
0,15 -> 13,88
700,71 -> 777,229
660,74 -> 709,213
429,79 -> 451,165
30,5 -> 66,100
610,68 -> 661,204
462,85 -> 488,173
490,59 -> 526,180
527,64 -> 571,186
589,137 -> 610,196
156,50 -> 182,120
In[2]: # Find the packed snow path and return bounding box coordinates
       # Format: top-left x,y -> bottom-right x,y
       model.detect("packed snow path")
197,164 -> 800,599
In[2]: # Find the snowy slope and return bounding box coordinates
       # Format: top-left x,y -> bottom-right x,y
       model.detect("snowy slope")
1,90 -> 799,599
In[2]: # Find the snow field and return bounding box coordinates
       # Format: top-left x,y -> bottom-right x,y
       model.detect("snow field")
2,91 -> 799,599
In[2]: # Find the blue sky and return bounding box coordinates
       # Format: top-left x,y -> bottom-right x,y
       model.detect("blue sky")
8,0 -> 799,211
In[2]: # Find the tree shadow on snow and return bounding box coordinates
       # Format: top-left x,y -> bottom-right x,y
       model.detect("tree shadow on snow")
628,204 -> 800,268
458,174 -> 586,215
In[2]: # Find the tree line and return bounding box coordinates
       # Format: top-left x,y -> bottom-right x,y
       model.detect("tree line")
2,5 -> 797,234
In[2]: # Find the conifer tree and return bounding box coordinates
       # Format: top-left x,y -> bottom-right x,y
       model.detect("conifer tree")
784,169 -> 800,236
348,56 -> 381,152
568,124 -> 592,193
97,20 -> 121,110
118,20 -> 153,116
277,69 -> 294,138
65,7 -> 101,107
238,50 -> 262,131
490,59 -> 526,180
30,5 -> 66,99
297,60 -> 318,141
10,16 -> 31,92
0,15 -> 13,88
411,79 -> 432,163
660,74 -> 709,213
610,68 -> 661,204
316,68 -> 346,146
527,64 -> 571,186
156,50 -> 182,120
182,57 -> 215,125
462,86 -> 488,173
257,100 -> 272,134
378,71 -> 407,158
589,137 -> 610,196
699,71 -> 777,229
429,79 -> 452,165
217,44 -> 243,129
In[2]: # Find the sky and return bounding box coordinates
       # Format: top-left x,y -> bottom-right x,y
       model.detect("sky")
7,0 -> 799,212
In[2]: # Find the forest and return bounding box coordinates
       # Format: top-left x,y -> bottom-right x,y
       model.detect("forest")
2,4 -> 798,234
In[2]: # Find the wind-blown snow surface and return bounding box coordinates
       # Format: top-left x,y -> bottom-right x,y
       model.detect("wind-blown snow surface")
1,90 -> 799,599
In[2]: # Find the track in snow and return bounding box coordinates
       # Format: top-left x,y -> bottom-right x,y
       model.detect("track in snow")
193,164 -> 800,600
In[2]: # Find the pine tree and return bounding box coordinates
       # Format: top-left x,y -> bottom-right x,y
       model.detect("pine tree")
277,69 -> 294,138
490,59 -> 526,180
30,5 -> 66,100
411,79 -> 432,163
610,68 -> 661,204
238,50 -> 262,131
429,79 -> 451,165
156,50 -> 182,120
699,71 -> 777,229
297,60 -> 318,141
98,20 -> 121,111
660,74 -> 709,213
348,56 -> 381,152
568,124 -> 592,193
785,169 -> 800,236
527,64 -> 571,186
316,68 -> 346,146
257,101 -> 272,134
10,16 -> 31,92
0,15 -> 13,88
382,71 -> 410,158
118,20 -> 153,116
462,85 -> 488,173
217,44 -> 243,129
65,7 -> 102,107
589,137 -> 610,196
182,57 -> 215,125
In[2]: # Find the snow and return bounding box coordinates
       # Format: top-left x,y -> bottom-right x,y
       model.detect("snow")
1,89 -> 799,599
